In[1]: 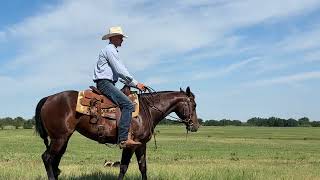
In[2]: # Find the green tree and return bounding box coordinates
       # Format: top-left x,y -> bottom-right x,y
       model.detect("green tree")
286,118 -> 298,127
13,117 -> 25,129
298,117 -> 310,127
23,120 -> 33,129
3,117 -> 13,127
232,120 -> 242,126
203,120 -> 219,126
197,118 -> 204,125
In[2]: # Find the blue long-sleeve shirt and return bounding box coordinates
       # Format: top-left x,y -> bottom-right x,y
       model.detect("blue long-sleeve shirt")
93,43 -> 138,87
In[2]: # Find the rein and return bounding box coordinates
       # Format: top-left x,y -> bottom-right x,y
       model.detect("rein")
139,86 -> 194,148
143,86 -> 193,127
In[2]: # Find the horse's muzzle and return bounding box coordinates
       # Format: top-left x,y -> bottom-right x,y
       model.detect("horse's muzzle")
188,124 -> 199,132
190,126 -> 198,132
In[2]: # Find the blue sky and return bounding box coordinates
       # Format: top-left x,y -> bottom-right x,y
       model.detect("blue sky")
0,0 -> 319,121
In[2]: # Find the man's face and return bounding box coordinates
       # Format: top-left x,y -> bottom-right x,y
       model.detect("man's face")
110,35 -> 124,47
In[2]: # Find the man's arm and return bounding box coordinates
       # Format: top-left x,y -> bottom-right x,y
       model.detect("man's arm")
106,49 -> 138,87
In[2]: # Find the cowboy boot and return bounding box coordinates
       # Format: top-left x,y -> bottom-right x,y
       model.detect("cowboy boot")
119,131 -> 141,149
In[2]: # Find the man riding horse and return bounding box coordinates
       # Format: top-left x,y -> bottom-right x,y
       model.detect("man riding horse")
93,26 -> 146,148
35,26 -> 199,180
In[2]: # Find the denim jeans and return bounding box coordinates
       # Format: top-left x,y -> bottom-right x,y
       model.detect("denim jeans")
96,79 -> 134,143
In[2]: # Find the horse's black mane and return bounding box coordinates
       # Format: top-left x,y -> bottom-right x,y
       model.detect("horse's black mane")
138,90 -> 195,98
139,91 -> 175,96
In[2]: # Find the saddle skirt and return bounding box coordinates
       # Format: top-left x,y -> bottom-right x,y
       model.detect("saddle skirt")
76,88 -> 140,120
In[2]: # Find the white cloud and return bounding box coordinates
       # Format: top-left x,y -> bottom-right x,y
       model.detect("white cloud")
250,58 -> 294,76
192,57 -> 260,80
276,25 -> 320,53
304,50 -> 320,62
144,77 -> 171,85
247,71 -> 320,87
0,31 -> 6,42
244,25 -> 320,76
1,0 -> 320,118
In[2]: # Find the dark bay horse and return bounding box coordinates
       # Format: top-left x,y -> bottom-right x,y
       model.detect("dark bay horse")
35,86 -> 199,180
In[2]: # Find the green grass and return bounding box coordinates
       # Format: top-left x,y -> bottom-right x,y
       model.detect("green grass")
1,126 -> 320,179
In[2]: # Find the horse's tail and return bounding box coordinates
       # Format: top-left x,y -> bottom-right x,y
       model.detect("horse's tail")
35,97 -> 49,149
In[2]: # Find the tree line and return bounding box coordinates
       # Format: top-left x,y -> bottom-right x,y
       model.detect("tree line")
201,117 -> 320,127
0,117 -> 35,129
1,116 -> 320,129
160,117 -> 320,127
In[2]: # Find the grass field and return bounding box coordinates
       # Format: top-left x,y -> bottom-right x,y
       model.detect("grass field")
1,126 -> 320,180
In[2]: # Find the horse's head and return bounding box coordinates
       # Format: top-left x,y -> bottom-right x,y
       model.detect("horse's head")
175,87 -> 200,132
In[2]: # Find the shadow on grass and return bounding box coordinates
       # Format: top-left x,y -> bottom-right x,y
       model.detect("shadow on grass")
60,172 -> 141,180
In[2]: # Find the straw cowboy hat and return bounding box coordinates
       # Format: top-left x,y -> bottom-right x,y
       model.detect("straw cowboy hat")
102,26 -> 128,40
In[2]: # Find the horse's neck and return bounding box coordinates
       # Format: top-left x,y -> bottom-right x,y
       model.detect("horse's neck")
140,91 -> 184,129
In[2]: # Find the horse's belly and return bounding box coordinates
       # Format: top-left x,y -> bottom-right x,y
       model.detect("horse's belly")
76,115 -> 117,144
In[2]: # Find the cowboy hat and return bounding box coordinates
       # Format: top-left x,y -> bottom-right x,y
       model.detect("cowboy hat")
102,26 -> 128,40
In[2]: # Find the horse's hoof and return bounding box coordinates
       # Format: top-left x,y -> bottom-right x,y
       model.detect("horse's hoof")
54,168 -> 61,178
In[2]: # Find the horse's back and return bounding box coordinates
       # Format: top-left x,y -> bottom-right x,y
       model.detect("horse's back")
41,90 -> 79,138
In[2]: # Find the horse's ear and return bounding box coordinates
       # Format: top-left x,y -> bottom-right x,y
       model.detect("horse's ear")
121,85 -> 131,96
180,87 -> 184,92
186,86 -> 191,96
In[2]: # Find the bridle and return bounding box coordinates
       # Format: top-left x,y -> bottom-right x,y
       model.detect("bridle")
139,86 -> 195,149
181,97 -> 194,128
141,86 -> 194,130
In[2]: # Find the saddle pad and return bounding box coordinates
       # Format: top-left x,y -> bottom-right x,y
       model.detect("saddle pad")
75,90 -> 139,118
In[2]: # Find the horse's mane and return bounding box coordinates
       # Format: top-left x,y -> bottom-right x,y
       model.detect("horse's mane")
138,91 -> 175,97
138,90 -> 195,99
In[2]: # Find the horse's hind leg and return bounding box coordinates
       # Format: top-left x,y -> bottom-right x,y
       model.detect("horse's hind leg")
42,150 -> 54,180
52,138 -> 71,179
42,137 -> 70,180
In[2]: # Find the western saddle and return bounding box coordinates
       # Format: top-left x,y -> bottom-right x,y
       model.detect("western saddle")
76,86 -> 139,124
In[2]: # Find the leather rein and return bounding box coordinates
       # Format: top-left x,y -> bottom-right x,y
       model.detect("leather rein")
138,86 -> 194,149
142,86 -> 194,129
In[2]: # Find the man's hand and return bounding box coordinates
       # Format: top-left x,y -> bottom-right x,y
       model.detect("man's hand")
136,83 -> 146,92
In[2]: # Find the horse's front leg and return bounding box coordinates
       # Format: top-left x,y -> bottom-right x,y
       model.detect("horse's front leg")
135,144 -> 147,180
118,148 -> 134,180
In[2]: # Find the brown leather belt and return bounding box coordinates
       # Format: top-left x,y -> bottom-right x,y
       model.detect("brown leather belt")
94,79 -> 116,85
